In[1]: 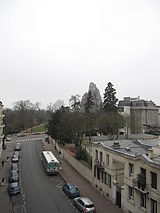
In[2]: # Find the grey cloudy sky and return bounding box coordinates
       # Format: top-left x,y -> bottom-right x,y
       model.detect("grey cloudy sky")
1,0 -> 160,108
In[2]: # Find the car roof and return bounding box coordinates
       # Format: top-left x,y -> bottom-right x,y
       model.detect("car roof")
12,163 -> 18,166
77,197 -> 93,205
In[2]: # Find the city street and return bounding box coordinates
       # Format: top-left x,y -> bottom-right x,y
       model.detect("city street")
20,136 -> 77,213
0,135 -> 78,213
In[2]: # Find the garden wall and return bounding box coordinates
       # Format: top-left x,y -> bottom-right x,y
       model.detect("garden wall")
51,138 -> 92,184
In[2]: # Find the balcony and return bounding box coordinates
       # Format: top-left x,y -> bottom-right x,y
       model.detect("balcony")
94,159 -> 105,169
132,176 -> 149,194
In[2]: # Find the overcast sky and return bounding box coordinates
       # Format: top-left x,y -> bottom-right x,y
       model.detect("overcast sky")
1,0 -> 160,108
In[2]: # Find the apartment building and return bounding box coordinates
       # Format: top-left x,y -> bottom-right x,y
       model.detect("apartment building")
118,97 -> 159,135
0,101 -> 5,158
92,138 -> 160,213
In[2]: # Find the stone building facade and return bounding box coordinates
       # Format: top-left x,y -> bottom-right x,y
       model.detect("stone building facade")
0,101 -> 4,158
92,139 -> 160,213
118,97 -> 159,134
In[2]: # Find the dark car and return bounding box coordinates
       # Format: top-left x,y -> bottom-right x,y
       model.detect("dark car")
15,143 -> 21,151
11,163 -> 19,173
8,182 -> 20,195
63,183 -> 80,198
9,171 -> 19,183
73,197 -> 96,213
14,151 -> 20,158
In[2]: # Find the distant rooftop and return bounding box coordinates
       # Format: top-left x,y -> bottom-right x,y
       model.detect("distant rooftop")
91,134 -> 158,142
118,96 -> 157,108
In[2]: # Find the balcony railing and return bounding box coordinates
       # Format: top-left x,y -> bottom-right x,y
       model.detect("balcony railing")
94,159 -> 105,169
132,176 -> 149,194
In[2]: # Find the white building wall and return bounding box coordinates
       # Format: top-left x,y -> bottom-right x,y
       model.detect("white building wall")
92,143 -> 160,213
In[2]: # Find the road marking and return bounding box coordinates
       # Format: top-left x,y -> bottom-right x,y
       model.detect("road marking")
16,137 -> 45,142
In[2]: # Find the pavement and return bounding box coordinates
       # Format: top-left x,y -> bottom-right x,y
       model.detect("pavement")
0,140 -> 14,213
44,140 -> 123,213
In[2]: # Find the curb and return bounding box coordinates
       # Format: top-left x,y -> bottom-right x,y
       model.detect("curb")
59,172 -> 68,183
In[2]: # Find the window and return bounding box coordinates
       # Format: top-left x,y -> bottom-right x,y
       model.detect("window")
94,166 -> 96,177
107,174 -> 111,188
140,193 -> 146,208
97,168 -> 100,180
151,199 -> 157,213
128,186 -> 134,199
139,168 -> 146,190
104,172 -> 107,184
141,168 -> 146,178
106,154 -> 109,165
129,163 -> 134,176
151,172 -> 157,189
101,170 -> 104,183
100,151 -> 103,162
95,150 -> 98,159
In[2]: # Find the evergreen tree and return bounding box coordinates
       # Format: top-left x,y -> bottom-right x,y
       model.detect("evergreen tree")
84,91 -> 94,113
103,82 -> 118,112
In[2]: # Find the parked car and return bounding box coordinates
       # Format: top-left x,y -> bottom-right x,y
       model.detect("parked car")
17,134 -> 26,137
6,137 -> 11,141
12,155 -> 19,163
15,143 -> 21,151
73,197 -> 96,213
63,183 -> 80,198
14,151 -> 20,158
8,182 -> 20,195
9,171 -> 19,183
11,163 -> 19,173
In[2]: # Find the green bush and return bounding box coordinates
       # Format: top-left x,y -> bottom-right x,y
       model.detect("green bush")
88,155 -> 92,167
75,146 -> 88,161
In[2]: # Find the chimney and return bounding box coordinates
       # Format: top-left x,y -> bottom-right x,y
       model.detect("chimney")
112,141 -> 120,149
148,148 -> 153,158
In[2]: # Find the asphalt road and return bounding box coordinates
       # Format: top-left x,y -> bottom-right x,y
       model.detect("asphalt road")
21,138 -> 77,213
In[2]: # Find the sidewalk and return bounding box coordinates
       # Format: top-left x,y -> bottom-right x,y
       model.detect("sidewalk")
44,141 -> 123,213
0,141 -> 14,213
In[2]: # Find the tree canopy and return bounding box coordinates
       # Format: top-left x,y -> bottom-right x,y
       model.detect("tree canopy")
103,82 -> 118,112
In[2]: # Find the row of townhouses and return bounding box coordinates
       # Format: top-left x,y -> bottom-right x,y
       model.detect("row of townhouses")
0,101 -> 4,159
92,137 -> 160,213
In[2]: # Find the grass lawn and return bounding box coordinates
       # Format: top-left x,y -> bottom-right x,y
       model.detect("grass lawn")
28,124 -> 47,133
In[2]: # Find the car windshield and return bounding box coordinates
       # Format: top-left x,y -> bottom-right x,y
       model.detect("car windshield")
10,182 -> 18,187
85,204 -> 94,208
70,186 -> 78,192
51,162 -> 59,167
10,186 -> 19,190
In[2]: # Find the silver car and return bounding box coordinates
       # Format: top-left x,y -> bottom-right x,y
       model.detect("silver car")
73,197 -> 96,212
11,163 -> 19,173
9,171 -> 19,183
8,182 -> 20,195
